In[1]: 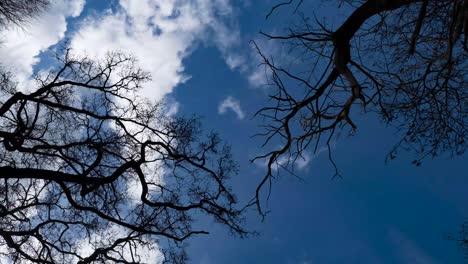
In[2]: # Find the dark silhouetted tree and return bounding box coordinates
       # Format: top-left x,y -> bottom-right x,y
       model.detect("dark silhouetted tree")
449,220 -> 468,260
0,0 -> 49,28
0,3 -> 247,263
252,0 -> 467,214
0,49 -> 246,263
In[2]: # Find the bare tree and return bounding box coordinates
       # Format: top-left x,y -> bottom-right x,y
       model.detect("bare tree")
252,0 -> 467,214
0,49 -> 246,263
0,0 -> 49,28
451,221 -> 468,259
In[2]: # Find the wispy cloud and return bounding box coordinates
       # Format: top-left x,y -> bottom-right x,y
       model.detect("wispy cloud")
246,37 -> 285,88
218,96 -> 245,120
253,153 -> 305,172
295,153 -> 312,170
253,144 -> 330,172
388,228 -> 440,264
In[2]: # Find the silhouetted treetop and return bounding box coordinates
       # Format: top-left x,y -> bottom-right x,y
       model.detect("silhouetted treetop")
252,0 -> 467,215
0,0 -> 49,28
0,49 -> 246,263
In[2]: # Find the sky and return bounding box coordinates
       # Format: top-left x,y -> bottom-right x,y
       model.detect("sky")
0,0 -> 467,263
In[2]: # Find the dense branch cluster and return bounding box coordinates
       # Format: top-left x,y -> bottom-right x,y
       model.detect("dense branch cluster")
253,0 -> 467,214
0,0 -> 48,28
0,50 -> 245,263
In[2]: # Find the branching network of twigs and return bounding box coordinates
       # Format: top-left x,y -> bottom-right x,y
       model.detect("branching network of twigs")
0,0 -> 48,28
252,0 -> 467,216
0,50 -> 246,263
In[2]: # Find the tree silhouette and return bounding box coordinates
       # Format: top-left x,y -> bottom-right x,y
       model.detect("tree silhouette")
0,0 -> 49,28
453,221 -> 468,260
457,222 -> 468,258
252,0 -> 467,214
0,49 -> 246,263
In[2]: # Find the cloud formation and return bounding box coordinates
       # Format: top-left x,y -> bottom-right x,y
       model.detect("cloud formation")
0,1 -> 243,262
0,0 -> 243,101
247,38 -> 290,88
71,0 -> 241,101
218,96 -> 245,120
0,0 -> 85,90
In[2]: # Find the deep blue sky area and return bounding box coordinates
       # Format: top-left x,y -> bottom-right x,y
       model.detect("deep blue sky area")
176,46 -> 468,263
8,0 -> 467,263
171,3 -> 468,264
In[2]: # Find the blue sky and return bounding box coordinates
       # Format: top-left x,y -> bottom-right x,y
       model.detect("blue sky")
177,32 -> 468,264
1,0 -> 467,263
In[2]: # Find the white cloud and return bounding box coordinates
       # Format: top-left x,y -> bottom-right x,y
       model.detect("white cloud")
248,65 -> 269,87
253,146 -> 329,172
253,155 -> 294,172
70,0 -> 241,101
246,37 -> 290,88
295,153 -> 312,170
0,0 -> 243,101
0,0 -> 244,262
0,1 -> 244,261
0,0 -> 85,91
218,96 -> 245,120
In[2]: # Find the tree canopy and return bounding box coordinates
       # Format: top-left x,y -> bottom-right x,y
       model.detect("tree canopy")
253,0 -> 467,215
0,2 -> 250,263
0,0 -> 467,262
0,0 -> 49,28
0,50 -> 246,263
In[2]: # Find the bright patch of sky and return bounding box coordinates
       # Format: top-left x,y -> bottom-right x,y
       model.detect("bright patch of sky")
218,96 -> 245,120
0,0 -> 85,90
0,0 -> 255,100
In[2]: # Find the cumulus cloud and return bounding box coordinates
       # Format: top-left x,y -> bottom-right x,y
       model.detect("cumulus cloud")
0,0 -> 243,101
71,0 -> 242,101
0,1 -> 245,262
218,96 -> 245,120
0,0 -> 85,90
0,1 -> 246,262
